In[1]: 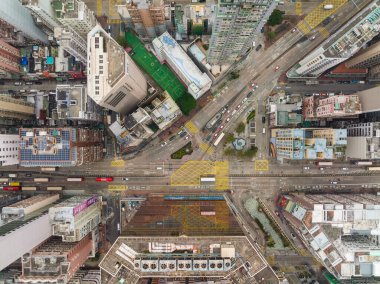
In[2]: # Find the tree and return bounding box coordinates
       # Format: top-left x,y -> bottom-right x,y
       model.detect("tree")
225,133 -> 235,144
230,71 -> 240,80
236,122 -> 245,134
243,146 -> 258,158
268,9 -> 284,26
224,148 -> 236,156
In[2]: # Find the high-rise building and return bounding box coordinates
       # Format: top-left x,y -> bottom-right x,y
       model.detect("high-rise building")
20,0 -> 61,38
0,134 -> 20,166
0,0 -> 49,45
19,128 -> 103,167
279,193 -> 380,280
52,85 -> 101,122
87,25 -> 148,113
207,0 -> 277,65
153,32 -> 212,99
287,1 -> 380,78
49,195 -> 102,242
303,94 -> 362,120
54,26 -> 87,64
346,41 -> 380,69
0,39 -> 21,78
346,122 -> 380,159
0,195 -> 60,271
52,0 -> 97,39
0,95 -> 35,120
271,128 -> 347,160
126,0 -> 166,39
18,235 -> 94,283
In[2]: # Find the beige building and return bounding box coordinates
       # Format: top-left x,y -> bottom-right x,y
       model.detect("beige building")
346,41 -> 380,69
0,95 -> 35,119
126,0 -> 166,39
87,25 -> 148,114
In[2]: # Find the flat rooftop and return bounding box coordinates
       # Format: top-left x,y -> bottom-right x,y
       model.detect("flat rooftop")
100,236 -> 268,283
121,195 -> 243,236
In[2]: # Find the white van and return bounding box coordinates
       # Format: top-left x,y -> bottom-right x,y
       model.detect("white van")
262,128 -> 266,134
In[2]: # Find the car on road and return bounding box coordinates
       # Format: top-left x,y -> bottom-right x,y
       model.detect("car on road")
291,28 -> 297,33
122,177 -> 129,181
342,167 -> 348,171
81,80 -> 87,84
236,104 -> 241,109
291,233 -> 296,239
303,166 -> 310,170
320,167 -> 325,171
19,89 -> 26,93
25,82 -> 33,85
34,81 -> 43,85
255,44 -> 262,51
226,117 -> 230,122
14,82 -> 22,86
25,173 -> 32,177
8,90 -> 15,94
310,35 -> 316,40
331,181 -> 338,184
274,66 -> 280,71
96,177 -> 113,182
160,141 -> 167,147
185,135 -> 190,140
261,116 -> 266,123
247,91 -> 253,98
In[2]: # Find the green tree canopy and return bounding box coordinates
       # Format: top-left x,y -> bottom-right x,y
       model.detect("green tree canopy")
268,9 -> 284,26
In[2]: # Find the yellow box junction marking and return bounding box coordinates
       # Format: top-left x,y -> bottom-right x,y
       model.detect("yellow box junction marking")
318,26 -> 330,38
303,0 -> 347,30
254,159 -> 269,171
96,0 -> 102,16
297,21 -> 311,35
185,120 -> 199,134
107,0 -> 122,23
171,160 -> 229,190
199,142 -> 214,155
295,1 -> 302,16
111,160 -> 125,167
108,185 -> 128,191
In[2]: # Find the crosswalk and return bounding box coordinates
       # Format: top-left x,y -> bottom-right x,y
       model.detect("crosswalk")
185,120 -> 199,134
199,142 -> 214,155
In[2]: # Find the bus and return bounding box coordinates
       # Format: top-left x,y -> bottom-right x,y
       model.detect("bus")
368,167 -> 380,171
0,178 -> 9,183
3,186 -> 21,191
66,177 -> 84,182
41,167 -> 57,172
47,186 -> 63,191
8,173 -> 17,178
9,182 -> 20,186
213,132 -> 225,147
22,186 -> 37,191
356,161 -> 373,166
316,161 -> 333,166
34,178 -> 49,182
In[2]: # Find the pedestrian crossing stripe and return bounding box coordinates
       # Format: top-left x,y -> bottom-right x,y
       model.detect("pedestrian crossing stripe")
199,142 -> 214,155
185,120 -> 199,134
111,160 -> 125,167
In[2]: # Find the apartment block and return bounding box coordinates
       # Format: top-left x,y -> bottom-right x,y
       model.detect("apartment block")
18,235 -> 93,283
346,122 -> 380,159
49,195 -> 102,242
207,0 -> 277,65
87,25 -> 148,113
0,134 -> 20,166
279,193 -> 380,280
346,41 -> 380,69
126,0 -> 166,39
287,1 -> 380,78
0,95 -> 35,120
153,32 -> 212,99
271,128 -> 347,160
52,0 -> 97,39
303,94 -> 362,120
19,128 -> 103,167
20,0 -> 61,38
0,39 -> 21,78
54,26 -> 87,64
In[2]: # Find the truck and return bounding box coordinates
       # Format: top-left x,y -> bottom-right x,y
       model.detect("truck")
316,161 -> 333,166
66,177 -> 84,182
34,177 -> 50,182
324,4 -> 334,10
356,161 -> 373,166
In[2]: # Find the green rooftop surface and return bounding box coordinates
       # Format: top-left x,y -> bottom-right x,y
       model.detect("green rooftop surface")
125,31 -> 187,101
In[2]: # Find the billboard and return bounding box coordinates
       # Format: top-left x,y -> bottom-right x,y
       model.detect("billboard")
73,196 -> 98,216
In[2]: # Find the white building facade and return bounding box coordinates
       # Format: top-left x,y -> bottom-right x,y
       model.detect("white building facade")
87,25 -> 148,113
54,26 -> 87,64
153,32 -> 212,99
0,134 -> 20,166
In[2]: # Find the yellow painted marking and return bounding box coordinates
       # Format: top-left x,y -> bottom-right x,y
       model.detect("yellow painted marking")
303,0 -> 347,30
96,0 -> 102,16
318,26 -> 330,38
111,160 -> 125,167
199,142 -> 214,155
185,120 -> 199,134
171,160 -> 229,190
254,159 -> 269,171
108,185 -> 128,191
107,0 -> 122,23
295,1 -> 302,16
297,21 -> 311,35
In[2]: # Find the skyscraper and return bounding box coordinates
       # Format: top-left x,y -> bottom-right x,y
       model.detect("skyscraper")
207,0 -> 277,65
87,25 -> 148,113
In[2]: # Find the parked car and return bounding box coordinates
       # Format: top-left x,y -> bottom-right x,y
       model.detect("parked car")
34,81 -> 43,85
255,44 -> 262,51
25,81 -> 33,85
262,116 -> 266,123
14,82 -> 22,86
